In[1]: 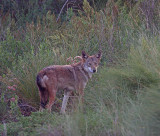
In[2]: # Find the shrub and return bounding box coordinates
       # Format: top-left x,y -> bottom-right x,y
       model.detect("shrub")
0,93 -> 8,122
0,31 -> 31,72
0,111 -> 62,136
0,0 -> 64,27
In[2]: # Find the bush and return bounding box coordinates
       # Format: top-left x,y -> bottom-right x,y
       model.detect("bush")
0,0 -> 64,27
0,111 -> 62,136
0,93 -> 8,122
0,31 -> 31,72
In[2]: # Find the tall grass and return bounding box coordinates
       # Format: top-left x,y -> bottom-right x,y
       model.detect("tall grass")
4,35 -> 159,136
12,47 -> 60,108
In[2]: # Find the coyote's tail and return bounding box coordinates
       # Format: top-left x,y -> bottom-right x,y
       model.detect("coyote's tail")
36,74 -> 48,108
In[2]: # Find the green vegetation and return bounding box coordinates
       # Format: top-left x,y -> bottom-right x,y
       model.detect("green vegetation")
0,0 -> 160,135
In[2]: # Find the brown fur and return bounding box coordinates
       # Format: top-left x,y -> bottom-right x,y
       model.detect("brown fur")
36,51 -> 102,113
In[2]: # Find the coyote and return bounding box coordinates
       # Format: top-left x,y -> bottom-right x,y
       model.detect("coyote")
36,51 -> 102,114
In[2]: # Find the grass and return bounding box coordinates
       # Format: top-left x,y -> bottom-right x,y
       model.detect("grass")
1,64 -> 160,135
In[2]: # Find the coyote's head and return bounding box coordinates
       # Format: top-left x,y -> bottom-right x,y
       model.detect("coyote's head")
82,51 -> 102,73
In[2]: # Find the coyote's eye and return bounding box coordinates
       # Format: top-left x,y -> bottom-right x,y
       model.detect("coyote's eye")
88,63 -> 91,66
94,62 -> 97,65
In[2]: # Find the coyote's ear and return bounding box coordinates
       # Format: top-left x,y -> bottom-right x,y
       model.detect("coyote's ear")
82,51 -> 88,59
96,51 -> 102,59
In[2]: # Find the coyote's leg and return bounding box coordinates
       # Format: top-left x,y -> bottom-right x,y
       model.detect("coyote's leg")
78,87 -> 84,104
39,90 -> 48,111
46,88 -> 56,113
60,91 -> 71,114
